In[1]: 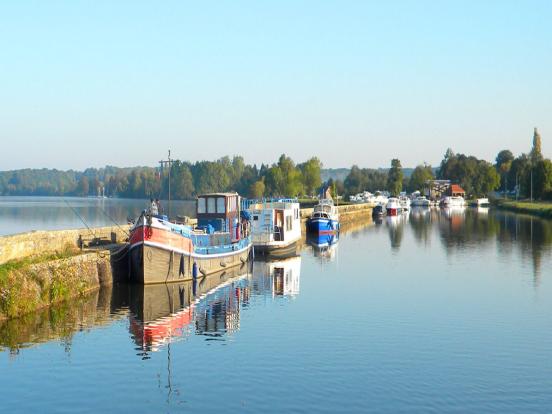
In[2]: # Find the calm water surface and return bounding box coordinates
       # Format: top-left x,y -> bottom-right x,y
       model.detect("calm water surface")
2,204 -> 552,413
0,196 -> 195,236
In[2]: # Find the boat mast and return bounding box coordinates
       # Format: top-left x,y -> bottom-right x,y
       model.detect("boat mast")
159,150 -> 173,219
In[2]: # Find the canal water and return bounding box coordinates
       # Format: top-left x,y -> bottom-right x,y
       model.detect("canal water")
2,204 -> 552,413
0,196 -> 195,236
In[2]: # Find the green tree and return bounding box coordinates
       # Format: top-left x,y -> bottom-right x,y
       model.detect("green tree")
387,159 -> 403,196
439,150 -> 501,197
530,127 -> 543,164
249,179 -> 265,198
298,157 -> 322,196
409,164 -> 434,192
508,154 -> 531,197
495,150 -> 514,193
171,161 -> 195,199
264,166 -> 284,196
76,175 -> 89,196
343,165 -> 364,195
473,162 -> 500,197
534,159 -> 552,200
262,154 -> 304,196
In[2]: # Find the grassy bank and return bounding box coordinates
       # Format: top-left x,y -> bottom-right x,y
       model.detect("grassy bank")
493,199 -> 552,219
0,247 -> 94,320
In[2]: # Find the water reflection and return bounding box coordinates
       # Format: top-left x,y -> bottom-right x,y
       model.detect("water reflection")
407,207 -> 552,283
386,214 -> 408,250
0,255 -> 303,357
0,196 -> 195,235
127,256 -> 302,356
306,233 -> 339,262
0,285 -> 120,355
3,208 -> 552,357
409,207 -> 433,245
251,256 -> 301,297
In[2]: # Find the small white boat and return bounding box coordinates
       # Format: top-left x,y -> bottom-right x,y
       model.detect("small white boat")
386,197 -> 402,216
246,198 -> 301,257
440,196 -> 466,207
411,196 -> 431,207
474,198 -> 490,207
399,196 -> 411,212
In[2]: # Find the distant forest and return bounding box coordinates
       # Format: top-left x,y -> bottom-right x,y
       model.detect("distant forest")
0,155 -> 324,200
2,130 -> 550,201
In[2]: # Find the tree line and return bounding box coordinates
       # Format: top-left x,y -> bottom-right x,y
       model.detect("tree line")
1,129 -> 550,201
340,128 -> 550,200
0,155 -> 323,200
494,128 -> 552,200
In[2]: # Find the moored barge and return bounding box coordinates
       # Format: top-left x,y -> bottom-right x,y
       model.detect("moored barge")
129,192 -> 252,284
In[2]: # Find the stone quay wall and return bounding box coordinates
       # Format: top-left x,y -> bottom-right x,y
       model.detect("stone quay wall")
0,225 -> 130,266
0,251 -> 116,321
300,203 -> 374,223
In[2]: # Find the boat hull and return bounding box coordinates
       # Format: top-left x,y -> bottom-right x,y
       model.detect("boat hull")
129,242 -> 251,285
253,240 -> 298,259
306,218 -> 340,234
386,207 -> 401,216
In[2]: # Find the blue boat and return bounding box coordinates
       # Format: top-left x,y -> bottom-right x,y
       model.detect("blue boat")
306,199 -> 340,235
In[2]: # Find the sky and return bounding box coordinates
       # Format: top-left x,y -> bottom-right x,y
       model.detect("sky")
1,0 -> 551,171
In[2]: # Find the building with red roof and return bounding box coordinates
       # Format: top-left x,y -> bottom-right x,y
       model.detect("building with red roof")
448,184 -> 466,197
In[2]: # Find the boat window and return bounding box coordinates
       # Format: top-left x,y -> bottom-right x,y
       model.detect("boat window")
198,197 -> 206,214
253,215 -> 259,221
207,197 -> 216,213
286,216 -> 292,231
217,197 -> 225,213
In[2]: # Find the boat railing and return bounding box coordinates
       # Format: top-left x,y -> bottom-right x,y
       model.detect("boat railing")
243,197 -> 298,210
253,223 -> 284,243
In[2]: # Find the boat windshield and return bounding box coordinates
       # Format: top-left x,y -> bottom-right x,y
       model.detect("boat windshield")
314,204 -> 333,214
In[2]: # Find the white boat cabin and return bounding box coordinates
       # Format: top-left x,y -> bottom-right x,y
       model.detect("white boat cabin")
311,199 -> 339,220
246,198 -> 301,249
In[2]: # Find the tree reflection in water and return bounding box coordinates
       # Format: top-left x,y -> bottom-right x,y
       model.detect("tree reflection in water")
405,207 -> 552,285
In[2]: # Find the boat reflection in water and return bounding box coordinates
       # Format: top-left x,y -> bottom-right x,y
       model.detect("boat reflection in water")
306,233 -> 339,261
128,266 -> 250,355
251,255 -> 301,298
386,214 -> 408,250
128,255 -> 302,356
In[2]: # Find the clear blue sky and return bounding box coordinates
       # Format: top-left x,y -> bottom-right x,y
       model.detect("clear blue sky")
1,1 -> 551,170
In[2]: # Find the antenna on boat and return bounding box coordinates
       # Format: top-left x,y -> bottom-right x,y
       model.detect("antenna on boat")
159,150 -> 173,220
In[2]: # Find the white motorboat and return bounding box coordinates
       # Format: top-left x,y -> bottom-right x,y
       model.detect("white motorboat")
440,196 -> 466,207
399,196 -> 411,212
386,197 -> 402,216
411,196 -> 431,207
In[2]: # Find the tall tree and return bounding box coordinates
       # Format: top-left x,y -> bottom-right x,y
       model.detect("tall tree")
530,127 -> 543,164
387,159 -> 403,196
299,157 -> 322,196
495,150 -> 514,193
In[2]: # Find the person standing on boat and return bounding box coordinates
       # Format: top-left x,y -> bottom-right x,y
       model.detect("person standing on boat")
156,198 -> 163,215
150,198 -> 158,215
